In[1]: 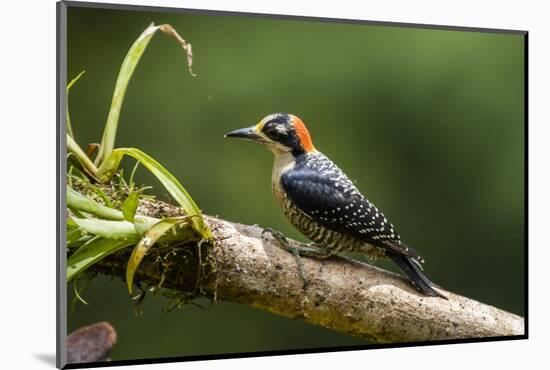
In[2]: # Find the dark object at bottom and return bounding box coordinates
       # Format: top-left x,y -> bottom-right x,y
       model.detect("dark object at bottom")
67,321 -> 118,363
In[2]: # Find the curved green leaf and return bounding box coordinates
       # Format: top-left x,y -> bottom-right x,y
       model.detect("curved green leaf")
67,237 -> 133,281
95,23 -> 160,165
67,70 -> 86,139
97,147 -> 212,239
126,218 -> 178,294
67,186 -> 123,220
71,217 -> 158,241
67,135 -> 99,180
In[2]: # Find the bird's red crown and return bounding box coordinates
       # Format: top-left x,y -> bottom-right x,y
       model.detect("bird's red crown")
291,115 -> 315,153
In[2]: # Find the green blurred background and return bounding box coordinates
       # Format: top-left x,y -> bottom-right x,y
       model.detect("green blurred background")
66,5 -> 525,362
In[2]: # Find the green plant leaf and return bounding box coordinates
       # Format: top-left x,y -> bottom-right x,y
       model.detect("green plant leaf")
67,70 -> 86,91
73,277 -> 90,306
67,135 -> 99,180
67,235 -> 94,250
129,161 -> 140,188
71,217 -> 158,241
66,70 -> 86,139
95,23 -> 160,165
97,148 -> 212,239
94,23 -> 196,166
67,217 -> 78,229
67,186 -> 123,220
67,164 -> 90,183
126,218 -> 178,294
67,228 -> 86,245
122,191 -> 140,222
67,237 -> 133,281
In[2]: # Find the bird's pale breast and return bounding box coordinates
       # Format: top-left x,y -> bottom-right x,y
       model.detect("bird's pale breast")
271,151 -> 374,254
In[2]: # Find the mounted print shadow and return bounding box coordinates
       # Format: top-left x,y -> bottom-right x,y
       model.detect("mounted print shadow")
57,1 -> 527,368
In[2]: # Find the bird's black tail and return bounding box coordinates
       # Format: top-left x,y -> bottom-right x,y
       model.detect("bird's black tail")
388,252 -> 447,299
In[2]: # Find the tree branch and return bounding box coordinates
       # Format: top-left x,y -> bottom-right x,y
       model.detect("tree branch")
90,199 -> 524,343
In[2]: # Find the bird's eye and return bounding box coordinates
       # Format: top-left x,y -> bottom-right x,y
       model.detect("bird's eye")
264,123 -> 288,141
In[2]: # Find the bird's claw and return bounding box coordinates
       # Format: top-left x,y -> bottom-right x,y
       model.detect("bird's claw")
262,227 -> 289,247
262,227 -> 309,289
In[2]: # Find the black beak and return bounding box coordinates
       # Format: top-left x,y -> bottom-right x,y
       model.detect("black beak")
224,126 -> 260,140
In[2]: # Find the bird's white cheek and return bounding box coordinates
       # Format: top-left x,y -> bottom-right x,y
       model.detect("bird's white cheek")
265,142 -> 291,154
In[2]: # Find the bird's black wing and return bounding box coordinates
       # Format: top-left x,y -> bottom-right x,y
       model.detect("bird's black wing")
280,166 -> 422,261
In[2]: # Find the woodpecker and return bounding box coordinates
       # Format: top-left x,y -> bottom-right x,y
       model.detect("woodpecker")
225,113 -> 446,298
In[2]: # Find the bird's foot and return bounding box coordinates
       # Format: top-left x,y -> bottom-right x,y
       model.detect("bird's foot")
261,227 -> 317,289
262,227 -> 290,248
